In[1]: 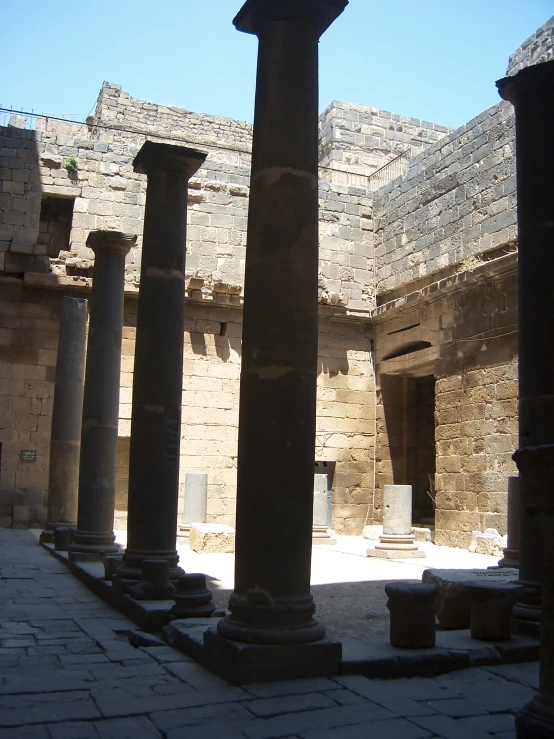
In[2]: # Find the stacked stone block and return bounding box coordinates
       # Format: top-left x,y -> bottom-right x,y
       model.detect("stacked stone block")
374,101 -> 517,293
506,15 -> 554,76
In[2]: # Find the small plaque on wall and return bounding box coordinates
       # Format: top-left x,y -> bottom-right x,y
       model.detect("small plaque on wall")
20,450 -> 36,462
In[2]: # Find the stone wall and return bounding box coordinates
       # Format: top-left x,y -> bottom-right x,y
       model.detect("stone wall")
319,100 -> 450,182
372,263 -> 518,547
373,101 -> 516,293
506,15 -> 554,75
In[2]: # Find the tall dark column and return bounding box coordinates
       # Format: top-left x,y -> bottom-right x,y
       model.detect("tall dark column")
70,231 -> 135,556
117,142 -> 206,581
40,296 -> 87,544
497,59 -> 554,739
216,0 -> 347,650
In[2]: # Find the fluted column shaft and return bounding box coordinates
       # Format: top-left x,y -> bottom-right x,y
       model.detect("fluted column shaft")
497,59 -> 554,739
217,0 -> 348,645
40,296 -> 87,543
117,142 -> 206,581
70,231 -> 135,554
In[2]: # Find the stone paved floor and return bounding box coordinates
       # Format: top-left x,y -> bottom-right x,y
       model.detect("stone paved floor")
0,529 -> 537,738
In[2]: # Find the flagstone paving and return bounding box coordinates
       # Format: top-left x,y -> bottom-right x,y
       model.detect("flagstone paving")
0,529 -> 535,738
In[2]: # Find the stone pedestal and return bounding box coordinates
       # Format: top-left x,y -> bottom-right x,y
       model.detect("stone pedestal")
385,582 -> 438,649
178,472 -> 208,537
497,60 -> 554,739
117,142 -> 206,582
499,477 -> 520,569
40,296 -> 87,544
211,0 -> 348,669
312,473 -> 334,544
368,485 -> 424,559
70,231 -> 135,557
467,581 -> 523,642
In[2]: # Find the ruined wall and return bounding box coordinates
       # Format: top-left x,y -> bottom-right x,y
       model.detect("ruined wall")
319,100 -> 450,180
373,101 -> 516,293
506,15 -> 554,75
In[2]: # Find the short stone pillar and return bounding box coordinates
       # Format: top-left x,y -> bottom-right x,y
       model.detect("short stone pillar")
40,296 -> 87,544
499,476 -> 520,569
368,485 -> 424,558
206,0 -> 347,684
313,473 -> 334,544
178,473 -> 208,536
467,581 -> 523,641
69,231 -> 135,557
385,582 -> 438,649
117,142 -> 206,582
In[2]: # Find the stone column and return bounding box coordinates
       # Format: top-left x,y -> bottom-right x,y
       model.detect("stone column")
498,476 -> 520,569
40,296 -> 87,544
497,60 -> 554,739
179,472 -> 208,536
117,142 -> 206,581
69,231 -> 135,556
215,0 -> 348,652
368,484 -> 424,559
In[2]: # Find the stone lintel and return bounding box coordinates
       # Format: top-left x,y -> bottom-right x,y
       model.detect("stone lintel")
233,0 -> 348,38
133,141 -> 206,179
497,59 -> 554,104
86,230 -> 136,255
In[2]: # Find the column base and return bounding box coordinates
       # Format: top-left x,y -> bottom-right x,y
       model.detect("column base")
116,548 -> 184,581
39,521 -> 76,545
69,530 -> 120,558
204,627 -> 341,684
375,533 -> 419,551
516,698 -> 554,739
498,548 -> 520,568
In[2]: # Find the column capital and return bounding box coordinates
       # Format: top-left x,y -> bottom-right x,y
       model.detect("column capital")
233,0 -> 348,38
86,230 -> 136,255
497,59 -> 554,105
133,141 -> 206,179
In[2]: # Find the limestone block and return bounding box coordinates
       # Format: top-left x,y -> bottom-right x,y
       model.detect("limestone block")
189,523 -> 235,554
422,567 -> 519,630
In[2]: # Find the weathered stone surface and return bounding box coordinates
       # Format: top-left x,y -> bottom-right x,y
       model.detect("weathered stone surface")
190,523 -> 235,554
422,567 -> 519,630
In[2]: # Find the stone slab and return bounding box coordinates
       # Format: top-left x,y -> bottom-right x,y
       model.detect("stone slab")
189,524 -> 235,554
367,548 -> 426,559
422,568 -> 519,630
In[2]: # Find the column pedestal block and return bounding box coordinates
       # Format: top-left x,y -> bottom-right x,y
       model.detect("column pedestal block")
204,628 -> 341,685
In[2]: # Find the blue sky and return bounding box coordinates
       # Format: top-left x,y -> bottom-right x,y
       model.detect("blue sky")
2,1 -> 553,129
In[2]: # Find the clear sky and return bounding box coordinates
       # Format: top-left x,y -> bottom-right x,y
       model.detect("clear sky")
2,1 -> 553,129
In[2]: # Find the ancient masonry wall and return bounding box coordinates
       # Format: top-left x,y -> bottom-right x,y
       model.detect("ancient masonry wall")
319,100 -> 450,178
0,82 -> 381,530
373,101 -> 516,293
506,15 -> 554,75
372,266 -> 518,548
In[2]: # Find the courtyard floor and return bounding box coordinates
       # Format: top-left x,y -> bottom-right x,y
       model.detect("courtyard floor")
0,528 -> 536,738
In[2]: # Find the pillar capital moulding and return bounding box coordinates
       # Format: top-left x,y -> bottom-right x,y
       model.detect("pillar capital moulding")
233,0 -> 348,37
497,59 -> 554,104
133,140 -> 207,178
86,230 -> 137,255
